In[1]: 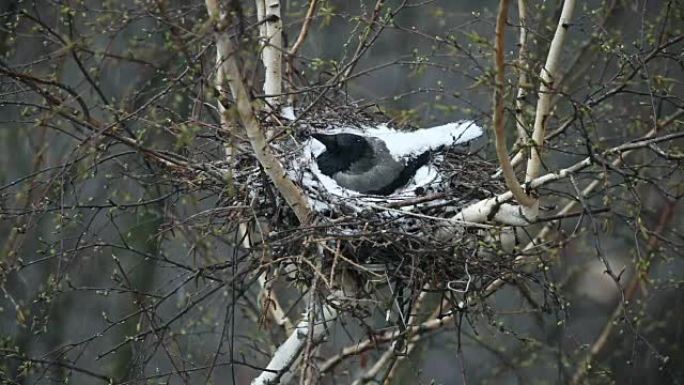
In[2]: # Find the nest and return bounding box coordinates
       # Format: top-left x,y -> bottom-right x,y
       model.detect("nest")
218,103 -> 513,310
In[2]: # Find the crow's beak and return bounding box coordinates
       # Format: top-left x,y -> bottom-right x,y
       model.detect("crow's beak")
311,133 -> 337,150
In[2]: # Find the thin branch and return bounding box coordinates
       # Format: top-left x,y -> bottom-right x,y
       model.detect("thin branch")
342,0 -> 387,79
570,200 -> 676,384
286,0 -> 320,105
289,0 -> 320,57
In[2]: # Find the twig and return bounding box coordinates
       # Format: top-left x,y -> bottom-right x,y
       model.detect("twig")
289,0 -> 320,57
570,200 -> 676,384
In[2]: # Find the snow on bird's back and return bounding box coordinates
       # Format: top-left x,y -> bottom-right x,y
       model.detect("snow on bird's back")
366,120 -> 483,157
299,120 -> 483,205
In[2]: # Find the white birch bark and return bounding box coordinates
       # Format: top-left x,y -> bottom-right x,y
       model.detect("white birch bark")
206,0 -> 311,223
515,0 -> 530,143
252,299 -> 337,385
525,0 -> 576,183
257,0 -> 283,108
455,0 -> 576,226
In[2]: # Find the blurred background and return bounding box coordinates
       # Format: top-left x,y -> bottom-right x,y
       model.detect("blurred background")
1,0 -> 683,384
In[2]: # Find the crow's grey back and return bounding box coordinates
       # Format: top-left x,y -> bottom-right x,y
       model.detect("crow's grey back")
332,137 -> 404,193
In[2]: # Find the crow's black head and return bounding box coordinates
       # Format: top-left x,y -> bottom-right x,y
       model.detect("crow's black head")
312,133 -> 373,176
312,133 -> 368,153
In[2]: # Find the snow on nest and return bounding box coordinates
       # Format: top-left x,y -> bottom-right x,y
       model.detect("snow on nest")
280,106 -> 296,121
288,119 -> 484,212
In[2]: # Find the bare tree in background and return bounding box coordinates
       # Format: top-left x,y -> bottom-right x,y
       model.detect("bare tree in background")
0,1 -> 683,384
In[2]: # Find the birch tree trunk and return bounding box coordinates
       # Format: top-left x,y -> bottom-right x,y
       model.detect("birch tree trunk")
257,0 -> 284,108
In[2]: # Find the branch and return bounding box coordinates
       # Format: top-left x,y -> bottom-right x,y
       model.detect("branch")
455,108 -> 683,226
252,300 -> 337,385
289,0 -> 320,57
206,1 -> 312,224
470,0 -> 576,223
514,0 -> 530,142
493,0 -> 536,207
524,0 -> 576,183
480,108 -> 684,294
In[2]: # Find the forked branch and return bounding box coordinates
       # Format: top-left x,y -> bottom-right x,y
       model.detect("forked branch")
493,0 -> 536,207
459,0 -> 576,225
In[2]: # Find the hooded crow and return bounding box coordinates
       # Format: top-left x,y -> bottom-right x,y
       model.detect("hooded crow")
312,133 -> 431,195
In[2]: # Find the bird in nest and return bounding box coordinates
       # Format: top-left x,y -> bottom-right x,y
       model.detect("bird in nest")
308,121 -> 484,196
312,133 -> 431,195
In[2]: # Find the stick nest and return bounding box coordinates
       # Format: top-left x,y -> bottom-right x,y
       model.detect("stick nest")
206,102 -> 515,310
